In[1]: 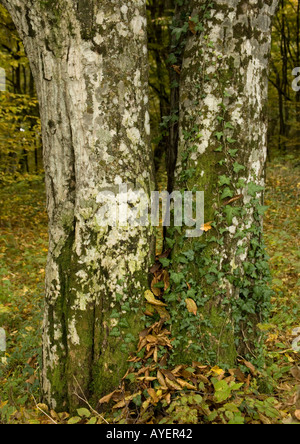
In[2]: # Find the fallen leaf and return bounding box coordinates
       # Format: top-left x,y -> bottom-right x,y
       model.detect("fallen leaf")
141,398 -> 151,412
229,368 -> 246,383
112,399 -> 126,409
154,305 -> 170,320
136,376 -> 157,382
157,370 -> 168,389
36,403 -> 49,413
223,194 -> 243,206
147,388 -> 159,404
164,393 -> 171,405
185,298 -> 198,315
210,366 -> 225,376
151,276 -> 162,297
188,18 -> 197,35
26,374 -> 36,385
150,263 -> 161,274
144,310 -> 154,317
201,221 -> 213,232
144,290 -> 167,307
172,65 -> 181,75
259,413 -> 271,424
140,327 -> 151,338
165,377 -> 182,391
162,270 -> 170,291
27,354 -> 38,368
99,391 -> 117,404
240,359 -> 257,376
146,334 -> 159,343
291,366 -> 300,381
176,378 -> 197,390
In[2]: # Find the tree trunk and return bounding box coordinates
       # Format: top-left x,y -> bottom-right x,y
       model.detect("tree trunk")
168,0 -> 279,367
167,0 -> 189,193
2,0 -> 154,411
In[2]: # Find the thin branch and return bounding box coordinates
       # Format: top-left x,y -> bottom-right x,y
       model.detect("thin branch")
31,393 -> 58,425
73,375 -> 110,424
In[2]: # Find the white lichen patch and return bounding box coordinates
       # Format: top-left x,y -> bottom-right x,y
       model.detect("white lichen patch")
96,11 -> 105,25
145,111 -> 150,136
68,317 -> 80,346
120,5 -> 128,16
126,127 -> 142,146
130,12 -> 146,36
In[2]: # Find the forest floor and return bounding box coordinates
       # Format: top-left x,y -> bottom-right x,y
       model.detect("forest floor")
0,156 -> 299,424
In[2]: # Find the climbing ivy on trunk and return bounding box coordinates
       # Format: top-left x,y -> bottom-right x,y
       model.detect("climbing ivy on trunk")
166,0 -> 279,368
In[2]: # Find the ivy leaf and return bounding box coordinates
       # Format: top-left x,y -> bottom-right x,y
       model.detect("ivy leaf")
170,271 -> 185,284
248,182 -> 265,197
218,175 -> 231,186
186,288 -> 196,299
224,206 -> 234,225
159,257 -> 171,267
183,249 -> 195,261
228,148 -> 238,157
170,80 -> 179,89
171,27 -> 185,41
196,23 -> 204,32
227,137 -> 237,144
257,205 -> 269,215
221,187 -> 234,200
166,53 -> 177,65
215,131 -> 224,141
233,162 -> 246,174
165,237 -> 176,249
177,255 -> 189,264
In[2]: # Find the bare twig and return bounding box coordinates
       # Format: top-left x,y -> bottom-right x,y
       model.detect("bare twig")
31,393 -> 57,425
73,376 -> 109,424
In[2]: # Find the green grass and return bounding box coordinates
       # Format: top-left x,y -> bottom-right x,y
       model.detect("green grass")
0,176 -> 48,422
261,155 -> 300,409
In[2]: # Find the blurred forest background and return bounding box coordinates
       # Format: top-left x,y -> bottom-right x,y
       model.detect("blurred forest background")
0,0 -> 299,424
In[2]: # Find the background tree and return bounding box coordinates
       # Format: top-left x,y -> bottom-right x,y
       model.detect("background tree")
268,0 -> 300,153
0,4 -> 41,181
0,0 -> 155,411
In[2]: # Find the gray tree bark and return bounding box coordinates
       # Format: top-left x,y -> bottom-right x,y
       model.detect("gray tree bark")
1,0 -> 154,410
